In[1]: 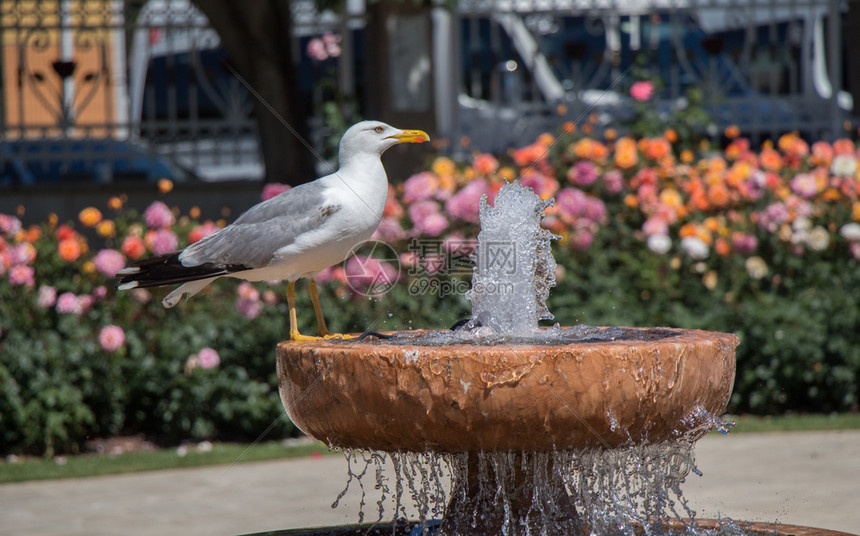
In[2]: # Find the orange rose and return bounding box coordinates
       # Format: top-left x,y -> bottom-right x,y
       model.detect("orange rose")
614,137 -> 639,169
759,149 -> 782,171
97,220 -> 116,238
57,224 -> 76,241
26,225 -> 42,243
58,238 -> 82,262
157,178 -> 174,194
833,138 -> 855,156
79,207 -> 102,227
121,235 -> 147,260
107,196 -> 124,211
708,184 -> 731,207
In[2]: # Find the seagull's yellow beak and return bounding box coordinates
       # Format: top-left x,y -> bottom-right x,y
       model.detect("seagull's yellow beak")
387,129 -> 430,144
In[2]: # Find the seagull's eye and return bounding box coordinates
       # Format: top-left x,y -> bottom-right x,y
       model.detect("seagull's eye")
374,126 -> 384,134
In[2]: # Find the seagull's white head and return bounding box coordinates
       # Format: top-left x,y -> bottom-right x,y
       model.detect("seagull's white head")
339,120 -> 430,161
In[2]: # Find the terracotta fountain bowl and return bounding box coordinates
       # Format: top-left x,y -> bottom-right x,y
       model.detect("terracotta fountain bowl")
276,327 -> 739,452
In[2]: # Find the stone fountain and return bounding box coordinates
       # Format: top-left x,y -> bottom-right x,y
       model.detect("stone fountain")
269,183 -> 854,536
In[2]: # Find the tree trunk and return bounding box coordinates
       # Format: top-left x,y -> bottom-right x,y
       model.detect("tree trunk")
193,0 -> 316,185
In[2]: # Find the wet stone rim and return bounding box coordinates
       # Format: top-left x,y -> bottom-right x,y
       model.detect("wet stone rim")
277,327 -> 739,452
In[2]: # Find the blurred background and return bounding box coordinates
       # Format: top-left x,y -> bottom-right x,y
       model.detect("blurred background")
2,0 -> 858,221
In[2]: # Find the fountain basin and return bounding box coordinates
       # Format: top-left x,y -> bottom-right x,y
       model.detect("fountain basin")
277,327 -> 738,452
246,519 -> 858,536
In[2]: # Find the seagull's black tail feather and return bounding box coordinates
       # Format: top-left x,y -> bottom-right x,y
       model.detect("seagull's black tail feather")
117,251 -> 250,289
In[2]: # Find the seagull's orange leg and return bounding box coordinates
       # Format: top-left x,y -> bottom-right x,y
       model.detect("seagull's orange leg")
308,279 -> 353,340
287,281 -> 320,341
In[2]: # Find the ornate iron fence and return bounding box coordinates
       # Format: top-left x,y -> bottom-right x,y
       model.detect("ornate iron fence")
0,0 -> 353,187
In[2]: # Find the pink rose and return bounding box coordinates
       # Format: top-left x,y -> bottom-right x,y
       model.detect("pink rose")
144,201 -> 175,229
555,187 -> 588,222
630,80 -> 654,102
567,161 -> 599,186
519,171 -> 560,199
0,214 -> 22,236
344,255 -> 399,292
732,233 -> 758,255
98,325 -> 126,352
642,217 -> 669,237
151,229 -> 179,255
11,242 -> 37,265
570,228 -> 594,250
37,285 -> 57,309
56,292 -> 81,315
261,183 -> 291,201
403,172 -> 439,203
94,249 -> 126,277
77,295 -> 95,314
371,217 -> 407,242
93,286 -> 108,300
197,347 -> 220,369
306,38 -> 328,61
603,169 -> 624,194
444,179 -> 489,223
409,200 -> 449,237
8,264 -> 34,287
236,298 -> 262,319
789,173 -> 819,199
236,282 -> 261,319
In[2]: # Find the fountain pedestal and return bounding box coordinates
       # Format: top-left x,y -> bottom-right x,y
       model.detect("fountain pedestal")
441,452 -> 585,536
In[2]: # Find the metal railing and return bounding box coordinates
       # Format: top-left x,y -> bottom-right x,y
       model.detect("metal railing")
0,0 -> 346,186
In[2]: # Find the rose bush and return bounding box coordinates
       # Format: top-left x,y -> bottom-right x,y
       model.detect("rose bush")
3,121 -> 860,456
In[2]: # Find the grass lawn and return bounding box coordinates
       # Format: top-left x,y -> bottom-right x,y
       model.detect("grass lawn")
0,439 -> 331,484
2,413 -> 858,484
723,412 -> 860,434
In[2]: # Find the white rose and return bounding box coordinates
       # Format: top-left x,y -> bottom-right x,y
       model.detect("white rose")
806,226 -> 830,251
831,154 -> 858,177
647,234 -> 672,255
745,256 -> 769,280
680,236 -> 709,260
840,223 -> 860,241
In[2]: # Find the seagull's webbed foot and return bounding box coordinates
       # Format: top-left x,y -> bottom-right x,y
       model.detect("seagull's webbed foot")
290,331 -> 323,342
322,333 -> 355,340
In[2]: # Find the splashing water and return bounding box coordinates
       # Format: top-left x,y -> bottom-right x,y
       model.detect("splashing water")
331,434 -> 752,536
466,181 -> 560,336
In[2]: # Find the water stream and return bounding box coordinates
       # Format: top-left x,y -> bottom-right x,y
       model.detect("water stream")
466,181 -> 560,336
330,433 -> 753,536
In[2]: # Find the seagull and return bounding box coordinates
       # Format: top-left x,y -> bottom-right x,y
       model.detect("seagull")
117,120 -> 429,340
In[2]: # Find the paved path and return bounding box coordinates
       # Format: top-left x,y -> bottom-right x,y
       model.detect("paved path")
2,430 -> 858,536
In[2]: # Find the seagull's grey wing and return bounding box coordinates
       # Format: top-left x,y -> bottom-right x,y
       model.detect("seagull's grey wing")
179,182 -> 340,268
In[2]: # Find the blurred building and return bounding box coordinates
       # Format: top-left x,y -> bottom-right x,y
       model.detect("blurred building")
1,0 -> 127,138
0,0 -> 856,189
